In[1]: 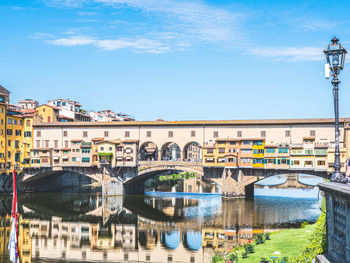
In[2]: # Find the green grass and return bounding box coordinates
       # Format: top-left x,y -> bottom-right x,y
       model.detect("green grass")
238,224 -> 317,262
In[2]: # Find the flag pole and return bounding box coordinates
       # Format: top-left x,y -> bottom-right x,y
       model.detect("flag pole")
8,169 -> 19,263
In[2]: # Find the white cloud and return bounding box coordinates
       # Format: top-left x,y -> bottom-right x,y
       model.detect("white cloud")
43,0 -> 244,45
47,35 -> 170,53
250,47 -> 323,62
292,17 -> 338,31
48,36 -> 96,46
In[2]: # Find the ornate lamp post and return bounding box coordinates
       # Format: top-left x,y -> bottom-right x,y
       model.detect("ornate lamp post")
324,37 -> 347,183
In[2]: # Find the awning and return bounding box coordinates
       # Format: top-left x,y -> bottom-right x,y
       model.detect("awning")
98,152 -> 113,156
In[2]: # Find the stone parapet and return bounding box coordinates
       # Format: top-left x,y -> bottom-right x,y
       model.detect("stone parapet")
318,182 -> 350,263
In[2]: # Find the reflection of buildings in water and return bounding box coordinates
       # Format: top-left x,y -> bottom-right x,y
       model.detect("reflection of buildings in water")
145,197 -> 199,217
0,215 -> 11,263
25,216 -> 205,263
202,227 -> 266,253
0,215 -> 32,263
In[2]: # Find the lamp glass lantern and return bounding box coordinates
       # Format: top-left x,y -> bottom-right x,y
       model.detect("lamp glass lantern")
324,37 -> 347,73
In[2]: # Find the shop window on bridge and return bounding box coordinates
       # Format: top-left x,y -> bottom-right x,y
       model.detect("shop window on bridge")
318,160 -> 326,166
253,140 -> 263,146
207,148 -> 214,154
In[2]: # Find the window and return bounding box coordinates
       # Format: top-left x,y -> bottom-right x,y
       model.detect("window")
54,140 -> 58,148
48,116 -> 51,123
100,147 -> 104,151
63,131 -> 67,137
83,131 -> 88,137
310,130 -> 315,137
8,118 -> 12,124
15,140 -> 19,148
293,160 -> 300,165
285,130 -> 290,137
260,131 -> 266,137
24,131 -> 32,137
125,131 -> 130,138
117,146 -> 123,152
278,148 -> 288,153
7,151 -> 11,158
36,140 -> 40,148
213,131 -> 218,138
42,158 -> 48,164
305,149 -> 313,155
104,131 -> 109,137
37,131 -> 41,137
237,131 -> 242,137
109,147 -> 113,151
65,141 -> 68,148
191,131 -> 196,137
147,131 -> 151,137
266,148 -> 275,153
207,148 -> 213,154
6,129 -> 12,135
305,160 -> 313,166
8,140 -> 11,147
168,131 -> 173,138
82,157 -> 90,163
26,120 -> 31,126
45,140 -> 49,148
82,149 -> 90,154
318,160 -> 326,166
218,148 -> 225,153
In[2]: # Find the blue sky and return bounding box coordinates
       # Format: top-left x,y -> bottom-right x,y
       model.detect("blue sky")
1,0 -> 350,121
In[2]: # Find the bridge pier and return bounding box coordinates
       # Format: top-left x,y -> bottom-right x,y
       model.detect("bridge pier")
124,181 -> 145,195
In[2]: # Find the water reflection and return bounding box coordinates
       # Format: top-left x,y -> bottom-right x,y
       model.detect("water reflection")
0,193 -> 321,263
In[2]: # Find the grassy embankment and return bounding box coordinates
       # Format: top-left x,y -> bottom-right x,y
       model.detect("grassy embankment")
213,200 -> 327,263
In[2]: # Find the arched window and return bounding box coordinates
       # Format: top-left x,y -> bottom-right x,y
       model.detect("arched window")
26,120 -> 31,126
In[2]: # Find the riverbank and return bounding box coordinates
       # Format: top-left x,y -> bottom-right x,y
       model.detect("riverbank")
213,212 -> 326,262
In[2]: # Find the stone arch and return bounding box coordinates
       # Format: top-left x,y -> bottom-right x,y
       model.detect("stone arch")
161,142 -> 181,161
183,231 -> 202,251
183,141 -> 202,162
139,141 -> 159,161
161,230 -> 181,250
21,169 -> 101,193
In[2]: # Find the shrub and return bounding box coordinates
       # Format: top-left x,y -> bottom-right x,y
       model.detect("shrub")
244,243 -> 255,254
224,247 -> 239,262
264,233 -> 270,240
211,254 -> 223,263
242,252 -> 247,258
300,221 -> 309,228
287,212 -> 327,263
260,258 -> 269,263
256,234 -> 265,245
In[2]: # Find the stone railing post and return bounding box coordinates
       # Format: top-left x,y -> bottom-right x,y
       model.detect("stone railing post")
318,182 -> 350,262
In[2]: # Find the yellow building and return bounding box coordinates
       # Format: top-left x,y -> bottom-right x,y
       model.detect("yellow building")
6,109 -> 24,171
0,85 -> 35,173
252,139 -> 265,168
21,111 -> 36,168
35,104 -> 59,123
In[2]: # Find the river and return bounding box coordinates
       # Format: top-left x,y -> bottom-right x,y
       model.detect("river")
0,186 -> 322,263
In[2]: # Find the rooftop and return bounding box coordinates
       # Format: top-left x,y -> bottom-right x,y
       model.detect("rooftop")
33,117 -> 350,128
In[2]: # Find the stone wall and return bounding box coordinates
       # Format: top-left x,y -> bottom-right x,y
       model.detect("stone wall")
318,182 -> 350,262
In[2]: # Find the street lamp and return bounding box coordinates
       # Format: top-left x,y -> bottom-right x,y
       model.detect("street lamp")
324,37 -> 347,183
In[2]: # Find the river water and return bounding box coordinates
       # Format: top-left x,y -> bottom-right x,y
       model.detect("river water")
0,187 -> 322,263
